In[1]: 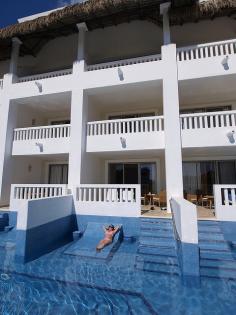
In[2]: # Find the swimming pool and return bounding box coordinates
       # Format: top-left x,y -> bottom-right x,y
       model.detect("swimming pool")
0,236 -> 236,315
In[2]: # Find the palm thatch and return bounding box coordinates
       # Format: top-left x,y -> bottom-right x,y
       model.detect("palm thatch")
0,0 -> 235,61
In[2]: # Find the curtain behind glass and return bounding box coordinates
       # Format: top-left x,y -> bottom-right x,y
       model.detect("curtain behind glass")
218,161 -> 236,184
49,164 -> 68,184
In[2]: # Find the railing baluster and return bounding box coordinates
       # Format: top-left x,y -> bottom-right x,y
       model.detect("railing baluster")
224,188 -> 229,206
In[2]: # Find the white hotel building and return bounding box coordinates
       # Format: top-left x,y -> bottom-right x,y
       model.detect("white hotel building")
0,0 -> 236,249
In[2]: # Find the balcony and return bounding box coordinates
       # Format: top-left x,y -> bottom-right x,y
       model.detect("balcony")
84,53 -> 163,89
177,39 -> 236,80
86,116 -> 165,152
75,184 -> 141,217
11,68 -> 73,99
12,124 -> 71,156
181,110 -> 236,149
86,110 -> 236,153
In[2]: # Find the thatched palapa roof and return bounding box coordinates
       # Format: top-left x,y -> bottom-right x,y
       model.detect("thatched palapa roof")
0,0 -> 235,61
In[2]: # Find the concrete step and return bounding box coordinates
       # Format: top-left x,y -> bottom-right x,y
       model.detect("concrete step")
198,227 -> 222,234
199,232 -> 225,241
201,267 -> 236,279
200,259 -> 236,270
140,230 -> 173,238
141,220 -> 172,228
136,261 -> 179,275
136,254 -> 178,266
199,241 -> 229,251
139,237 -> 175,248
198,220 -> 220,226
200,250 -> 234,261
138,245 -> 177,257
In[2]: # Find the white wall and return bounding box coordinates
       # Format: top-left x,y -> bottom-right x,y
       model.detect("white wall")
12,156 -> 44,185
173,17 -> 236,49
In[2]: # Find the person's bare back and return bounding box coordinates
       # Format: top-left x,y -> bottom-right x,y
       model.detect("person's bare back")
96,224 -> 120,251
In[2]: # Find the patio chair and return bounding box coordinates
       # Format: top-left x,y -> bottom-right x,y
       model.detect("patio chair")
198,195 -> 209,208
141,195 -> 146,205
187,194 -> 198,205
152,194 -> 161,207
159,190 -> 167,207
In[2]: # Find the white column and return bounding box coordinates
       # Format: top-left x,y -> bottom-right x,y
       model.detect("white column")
9,37 -> 22,76
69,23 -> 88,191
160,2 -> 171,45
73,22 -> 88,74
162,44 -> 183,212
68,88 -> 88,188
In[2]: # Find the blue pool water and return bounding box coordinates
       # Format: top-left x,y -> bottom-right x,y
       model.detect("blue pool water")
0,232 -> 236,314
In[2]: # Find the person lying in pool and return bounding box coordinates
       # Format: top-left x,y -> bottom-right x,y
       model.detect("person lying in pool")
96,224 -> 120,251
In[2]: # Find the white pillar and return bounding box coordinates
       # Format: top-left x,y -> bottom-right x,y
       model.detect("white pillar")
9,37 -> 22,76
160,2 -> 171,45
73,22 -> 88,74
68,88 -> 88,188
162,44 -> 183,212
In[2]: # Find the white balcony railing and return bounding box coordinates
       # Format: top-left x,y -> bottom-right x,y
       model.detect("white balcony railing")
75,184 -> 141,217
214,185 -> 236,221
0,79 -> 3,89
180,110 -> 236,130
76,185 -> 139,203
87,116 -> 164,136
177,38 -> 236,62
18,68 -> 73,83
12,184 -> 68,200
13,124 -> 71,141
87,53 -> 161,71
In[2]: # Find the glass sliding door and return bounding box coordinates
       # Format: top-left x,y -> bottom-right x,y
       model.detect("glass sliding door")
109,163 -> 123,184
183,160 -> 236,196
199,161 -> 216,195
183,162 -> 199,195
218,161 -> 236,184
124,164 -> 139,184
48,164 -> 68,184
108,162 -> 157,195
140,163 -> 157,195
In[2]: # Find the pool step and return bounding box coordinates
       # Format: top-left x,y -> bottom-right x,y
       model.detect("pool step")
200,258 -> 236,270
200,250 -> 234,261
199,241 -> 229,251
0,213 -> 9,232
136,254 -> 178,265
139,237 -> 175,247
138,245 -> 177,257
140,229 -> 173,238
136,260 -> 180,275
198,220 -> 236,280
199,232 -> 224,241
136,218 -> 180,275
200,267 -> 236,279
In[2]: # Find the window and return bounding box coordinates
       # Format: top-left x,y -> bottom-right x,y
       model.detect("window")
108,112 -> 155,120
183,160 -> 236,196
180,105 -> 231,115
48,164 -> 68,184
109,162 -> 157,195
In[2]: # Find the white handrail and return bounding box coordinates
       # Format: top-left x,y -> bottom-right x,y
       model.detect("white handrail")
76,184 -> 140,203
18,68 -> 73,83
87,116 -> 164,136
214,185 -> 236,207
13,124 -> 71,141
180,109 -> 236,118
12,184 -> 68,200
177,38 -> 236,61
180,110 -> 236,130
87,53 -> 161,71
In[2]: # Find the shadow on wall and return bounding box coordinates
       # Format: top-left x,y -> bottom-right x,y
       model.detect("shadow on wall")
15,195 -> 78,263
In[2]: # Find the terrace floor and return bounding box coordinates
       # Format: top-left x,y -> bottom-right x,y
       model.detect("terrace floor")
141,205 -> 215,219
